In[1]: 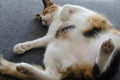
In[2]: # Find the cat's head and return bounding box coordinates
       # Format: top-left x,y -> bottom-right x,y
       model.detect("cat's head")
35,0 -> 59,26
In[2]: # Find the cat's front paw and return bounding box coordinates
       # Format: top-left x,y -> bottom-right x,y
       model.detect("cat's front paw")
14,42 -> 32,54
16,63 -> 33,75
13,43 -> 26,54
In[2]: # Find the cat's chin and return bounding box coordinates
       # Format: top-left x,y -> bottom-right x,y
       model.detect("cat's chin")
42,24 -> 49,27
42,22 -> 51,27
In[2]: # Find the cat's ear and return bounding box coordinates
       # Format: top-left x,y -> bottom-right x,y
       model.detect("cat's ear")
42,0 -> 54,8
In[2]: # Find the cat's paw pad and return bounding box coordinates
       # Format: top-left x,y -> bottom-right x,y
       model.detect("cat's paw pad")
101,39 -> 115,54
16,63 -> 32,75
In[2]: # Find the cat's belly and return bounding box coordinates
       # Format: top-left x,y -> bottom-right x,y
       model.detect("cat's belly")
46,39 -> 99,69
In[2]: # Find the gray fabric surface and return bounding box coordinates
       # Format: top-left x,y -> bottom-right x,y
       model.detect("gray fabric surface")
0,0 -> 120,80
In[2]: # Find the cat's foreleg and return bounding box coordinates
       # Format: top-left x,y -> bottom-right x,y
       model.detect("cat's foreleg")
14,19 -> 63,54
0,55 -> 34,80
16,62 -> 60,80
14,35 -> 53,54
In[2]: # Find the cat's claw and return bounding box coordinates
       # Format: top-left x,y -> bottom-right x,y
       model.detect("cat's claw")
16,63 -> 33,75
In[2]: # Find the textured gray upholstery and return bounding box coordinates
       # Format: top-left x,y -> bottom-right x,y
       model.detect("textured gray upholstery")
0,0 -> 120,80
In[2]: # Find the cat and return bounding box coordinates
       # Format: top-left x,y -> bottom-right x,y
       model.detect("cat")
0,0 -> 120,80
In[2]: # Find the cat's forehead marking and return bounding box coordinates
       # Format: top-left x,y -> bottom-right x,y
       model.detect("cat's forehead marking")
42,4 -> 57,16
82,14 -> 112,38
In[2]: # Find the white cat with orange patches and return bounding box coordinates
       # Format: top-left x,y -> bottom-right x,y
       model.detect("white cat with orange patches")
0,0 -> 120,80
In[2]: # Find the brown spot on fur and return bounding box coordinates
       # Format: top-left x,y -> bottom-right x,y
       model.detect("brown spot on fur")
56,30 -> 69,40
55,25 -> 75,40
42,4 -> 58,16
61,63 -> 94,80
83,14 -> 112,38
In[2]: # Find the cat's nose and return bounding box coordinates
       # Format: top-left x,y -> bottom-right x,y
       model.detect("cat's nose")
35,14 -> 42,21
36,14 -> 40,16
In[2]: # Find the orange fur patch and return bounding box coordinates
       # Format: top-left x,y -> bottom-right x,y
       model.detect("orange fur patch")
42,4 -> 58,15
82,14 -> 112,38
60,63 -> 94,80
88,14 -> 112,30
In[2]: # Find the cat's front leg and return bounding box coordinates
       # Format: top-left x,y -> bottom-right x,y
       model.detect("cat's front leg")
14,19 -> 63,54
16,62 -> 60,80
14,35 -> 53,54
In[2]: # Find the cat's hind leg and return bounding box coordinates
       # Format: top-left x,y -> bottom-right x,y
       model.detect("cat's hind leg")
95,39 -> 115,73
16,62 -> 60,80
0,54 -> 34,80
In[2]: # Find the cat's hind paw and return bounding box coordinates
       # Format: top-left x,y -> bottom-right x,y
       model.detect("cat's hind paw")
101,39 -> 115,54
16,63 -> 33,75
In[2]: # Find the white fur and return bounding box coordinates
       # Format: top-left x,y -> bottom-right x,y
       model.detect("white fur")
13,4 -> 120,80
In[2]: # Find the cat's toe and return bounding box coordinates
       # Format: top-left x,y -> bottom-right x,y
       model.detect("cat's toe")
16,64 -> 29,74
13,43 -> 26,54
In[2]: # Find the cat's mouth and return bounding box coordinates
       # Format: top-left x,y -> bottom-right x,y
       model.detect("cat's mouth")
42,19 -> 49,26
34,14 -> 50,27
